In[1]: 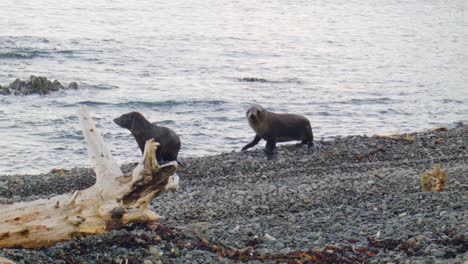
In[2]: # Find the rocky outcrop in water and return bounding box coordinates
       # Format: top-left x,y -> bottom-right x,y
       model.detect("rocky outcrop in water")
0,75 -> 78,95
237,77 -> 302,84
238,77 -> 269,83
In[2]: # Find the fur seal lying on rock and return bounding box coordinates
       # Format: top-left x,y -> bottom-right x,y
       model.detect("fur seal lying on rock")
114,112 -> 181,163
241,104 -> 316,159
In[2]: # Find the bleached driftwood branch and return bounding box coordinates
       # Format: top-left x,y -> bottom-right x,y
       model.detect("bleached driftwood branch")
0,106 -> 179,248
0,256 -> 15,264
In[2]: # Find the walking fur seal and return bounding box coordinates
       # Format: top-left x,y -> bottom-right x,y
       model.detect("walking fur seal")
241,104 -> 316,159
114,112 -> 181,163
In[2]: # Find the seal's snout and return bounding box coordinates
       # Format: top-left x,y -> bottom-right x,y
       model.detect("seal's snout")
114,116 -> 128,128
246,107 -> 261,123
246,112 -> 256,123
249,114 -> 257,122
113,117 -> 121,126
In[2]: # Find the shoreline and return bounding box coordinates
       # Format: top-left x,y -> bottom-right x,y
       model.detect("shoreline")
1,125 -> 467,263
1,120 -> 465,177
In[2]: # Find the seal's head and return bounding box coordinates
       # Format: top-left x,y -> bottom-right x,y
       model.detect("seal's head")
113,111 -> 146,131
246,104 -> 266,125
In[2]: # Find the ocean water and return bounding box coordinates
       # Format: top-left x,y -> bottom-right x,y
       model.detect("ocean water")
0,0 -> 466,175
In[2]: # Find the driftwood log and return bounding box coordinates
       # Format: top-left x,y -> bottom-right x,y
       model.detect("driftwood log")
0,106 -> 179,249
0,257 -> 15,264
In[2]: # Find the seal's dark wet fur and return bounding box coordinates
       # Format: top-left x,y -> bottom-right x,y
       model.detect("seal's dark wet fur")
114,112 -> 181,163
242,104 -> 316,159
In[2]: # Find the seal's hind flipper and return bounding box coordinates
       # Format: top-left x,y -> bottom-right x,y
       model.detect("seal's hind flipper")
308,142 -> 318,154
176,159 -> 186,168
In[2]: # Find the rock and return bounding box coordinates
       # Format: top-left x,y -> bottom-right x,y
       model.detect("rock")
170,247 -> 181,257
264,233 -> 277,241
0,85 -> 10,95
134,238 -> 146,244
255,248 -> 270,255
287,215 -> 296,223
314,237 -> 326,246
417,217 -> 423,225
238,77 -> 269,83
432,250 -> 446,258
1,75 -> 78,95
331,223 -> 343,231
148,246 -> 161,259
274,242 -> 284,249
230,225 -> 240,233
68,82 -> 78,89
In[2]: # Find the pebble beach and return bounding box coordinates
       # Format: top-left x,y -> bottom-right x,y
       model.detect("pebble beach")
0,124 -> 466,263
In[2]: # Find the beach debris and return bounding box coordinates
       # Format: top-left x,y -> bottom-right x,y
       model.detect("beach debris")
432,138 -> 444,145
49,168 -> 65,175
373,134 -> 416,141
370,231 -> 381,240
0,75 -> 78,95
372,127 -> 447,141
120,224 -> 454,263
421,164 -> 447,192
231,225 -> 241,233
246,235 -> 263,246
355,146 -> 386,161
428,127 -> 447,133
0,106 -> 178,248
264,233 -> 277,241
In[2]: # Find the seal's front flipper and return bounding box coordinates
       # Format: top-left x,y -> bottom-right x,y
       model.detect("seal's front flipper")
242,135 -> 261,152
265,139 -> 276,160
265,150 -> 275,160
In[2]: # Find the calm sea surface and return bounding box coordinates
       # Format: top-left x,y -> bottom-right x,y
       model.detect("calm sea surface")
0,0 -> 466,175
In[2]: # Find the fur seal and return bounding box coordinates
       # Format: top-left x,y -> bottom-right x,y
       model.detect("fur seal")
114,111 -> 181,163
241,104 -> 316,159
